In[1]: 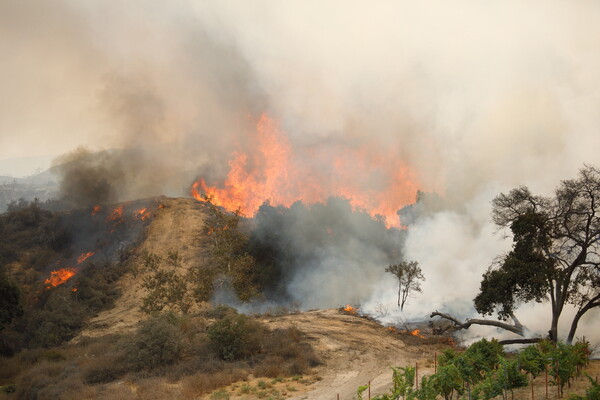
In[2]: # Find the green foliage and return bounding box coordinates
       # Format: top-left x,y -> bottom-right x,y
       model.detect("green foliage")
568,374 -> 600,400
476,166 -> 600,342
495,358 -> 529,397
207,311 -> 265,361
360,340 -> 592,400
194,196 -> 260,302
463,338 -> 504,378
0,200 -> 69,268
0,268 -> 23,330
440,339 -> 504,385
548,342 -> 581,395
391,366 -> 415,397
414,375 -> 438,400
356,384 -> 370,400
431,364 -> 463,400
519,344 -> 547,377
140,251 -> 191,314
385,260 -> 425,310
123,315 -> 186,370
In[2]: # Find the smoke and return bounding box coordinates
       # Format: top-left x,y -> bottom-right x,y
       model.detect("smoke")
2,1 -> 600,342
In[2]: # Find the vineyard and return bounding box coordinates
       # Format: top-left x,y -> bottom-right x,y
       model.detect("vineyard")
358,339 -> 598,400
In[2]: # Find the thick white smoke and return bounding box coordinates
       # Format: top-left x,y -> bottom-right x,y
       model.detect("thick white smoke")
2,0 -> 599,343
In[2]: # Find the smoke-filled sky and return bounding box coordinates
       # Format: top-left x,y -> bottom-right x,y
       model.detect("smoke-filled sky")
2,0 -> 600,340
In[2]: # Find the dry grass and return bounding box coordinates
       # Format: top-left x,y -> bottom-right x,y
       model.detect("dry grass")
0,309 -> 320,399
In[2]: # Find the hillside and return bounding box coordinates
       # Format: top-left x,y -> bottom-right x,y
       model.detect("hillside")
78,196 -> 209,338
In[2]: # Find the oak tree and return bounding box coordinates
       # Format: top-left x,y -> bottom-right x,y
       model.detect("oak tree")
474,165 -> 600,343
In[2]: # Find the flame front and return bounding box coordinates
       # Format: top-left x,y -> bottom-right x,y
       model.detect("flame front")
76,251 -> 96,264
344,304 -> 358,314
45,268 -> 77,288
134,208 -> 150,221
108,206 -> 124,221
410,329 -> 425,338
191,114 -> 420,228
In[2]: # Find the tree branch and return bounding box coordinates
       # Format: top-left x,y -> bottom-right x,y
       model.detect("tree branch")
498,338 -> 544,345
430,311 -> 525,336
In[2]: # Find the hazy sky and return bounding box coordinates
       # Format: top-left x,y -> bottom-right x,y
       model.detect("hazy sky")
2,0 -> 599,190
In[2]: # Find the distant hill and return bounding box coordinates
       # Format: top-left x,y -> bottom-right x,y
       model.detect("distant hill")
0,167 -> 59,212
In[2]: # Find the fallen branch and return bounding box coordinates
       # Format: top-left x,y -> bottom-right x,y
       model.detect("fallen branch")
430,311 -> 525,336
498,338 -> 543,345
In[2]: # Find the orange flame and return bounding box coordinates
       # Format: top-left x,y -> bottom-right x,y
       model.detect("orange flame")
343,304 -> 358,314
76,251 -> 96,264
134,208 -> 150,221
45,268 -> 76,288
191,114 -> 420,228
108,206 -> 123,221
409,329 -> 425,338
91,205 -> 102,215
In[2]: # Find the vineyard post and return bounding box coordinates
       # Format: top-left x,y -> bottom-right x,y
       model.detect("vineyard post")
545,366 -> 548,400
434,351 -> 437,374
337,394 -> 339,400
416,362 -> 419,390
368,380 -> 370,399
531,376 -> 534,400
467,382 -> 471,400
557,361 -> 560,399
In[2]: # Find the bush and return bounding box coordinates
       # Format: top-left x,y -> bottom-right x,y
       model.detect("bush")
123,316 -> 186,370
207,312 -> 266,361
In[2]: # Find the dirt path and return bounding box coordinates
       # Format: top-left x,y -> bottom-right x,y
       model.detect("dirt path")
258,309 -> 449,400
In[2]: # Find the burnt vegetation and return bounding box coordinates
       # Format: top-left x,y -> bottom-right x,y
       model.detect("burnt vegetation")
0,201 -> 129,356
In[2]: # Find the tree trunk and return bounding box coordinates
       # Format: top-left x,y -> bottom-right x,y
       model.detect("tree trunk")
566,296 -> 600,344
549,311 -> 559,343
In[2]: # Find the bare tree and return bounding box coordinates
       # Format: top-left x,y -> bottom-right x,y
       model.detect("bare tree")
386,261 -> 424,310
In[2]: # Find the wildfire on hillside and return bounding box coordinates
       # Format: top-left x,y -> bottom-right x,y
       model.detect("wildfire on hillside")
76,251 -> 95,264
191,114 -> 420,228
134,207 -> 150,221
343,304 -> 359,315
107,206 -> 124,221
45,268 -> 76,288
91,205 -> 102,216
386,326 -> 426,339
410,329 -> 425,338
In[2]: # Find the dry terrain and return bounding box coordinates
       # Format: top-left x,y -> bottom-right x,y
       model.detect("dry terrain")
59,197 -> 600,399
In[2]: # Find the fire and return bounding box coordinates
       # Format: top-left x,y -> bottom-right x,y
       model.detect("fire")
108,206 -> 123,221
409,329 -> 425,339
134,208 -> 150,221
45,268 -> 76,288
343,304 -> 358,314
91,205 -> 102,215
191,114 -> 420,228
76,251 -> 95,264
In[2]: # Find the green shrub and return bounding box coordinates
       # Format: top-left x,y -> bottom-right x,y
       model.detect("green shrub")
123,316 -> 186,370
567,374 -> 600,400
519,344 -> 547,377
207,312 -> 265,361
